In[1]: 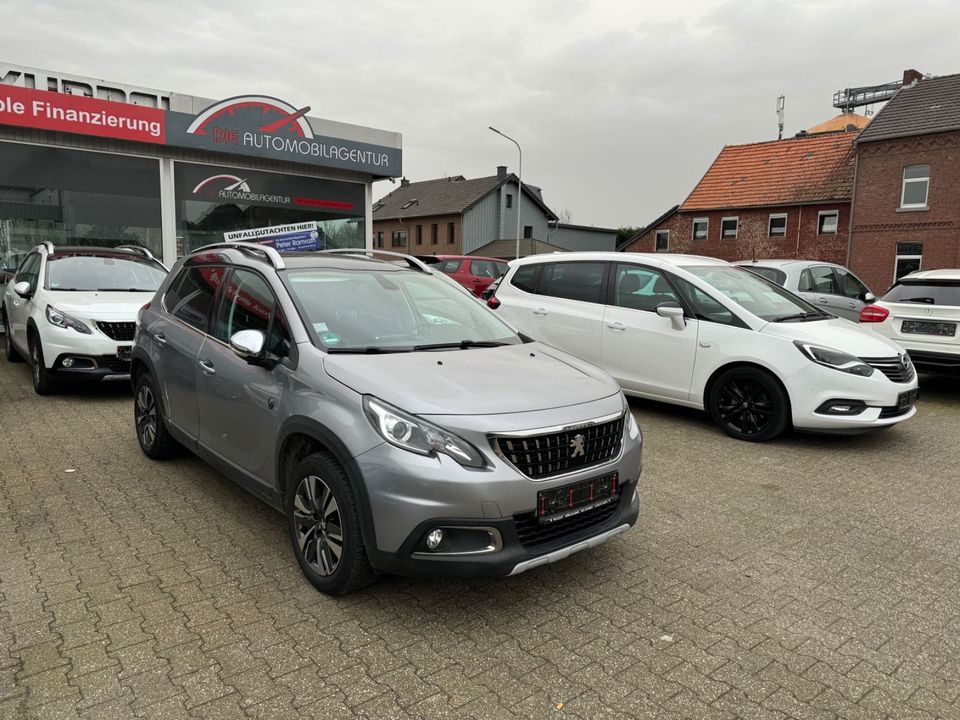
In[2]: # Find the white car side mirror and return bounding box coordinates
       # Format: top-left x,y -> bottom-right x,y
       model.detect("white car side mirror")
13,281 -> 31,299
656,303 -> 687,330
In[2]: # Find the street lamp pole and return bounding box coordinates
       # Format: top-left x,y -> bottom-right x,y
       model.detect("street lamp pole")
489,126 -> 522,260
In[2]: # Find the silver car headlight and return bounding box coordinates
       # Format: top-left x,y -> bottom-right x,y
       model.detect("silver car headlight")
363,396 -> 486,468
794,341 -> 873,377
46,305 -> 92,335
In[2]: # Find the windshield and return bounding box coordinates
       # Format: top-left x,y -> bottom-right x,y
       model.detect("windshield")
45,253 -> 167,292
742,266 -> 787,286
286,267 -> 521,351
684,265 -> 826,322
883,281 -> 960,306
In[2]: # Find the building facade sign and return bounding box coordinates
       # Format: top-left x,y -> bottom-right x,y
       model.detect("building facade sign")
0,81 -> 401,176
224,221 -> 322,252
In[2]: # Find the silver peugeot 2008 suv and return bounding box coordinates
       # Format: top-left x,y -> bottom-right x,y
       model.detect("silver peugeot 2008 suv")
131,244 -> 642,595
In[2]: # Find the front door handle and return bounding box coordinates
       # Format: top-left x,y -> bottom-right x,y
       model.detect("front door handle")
606,321 -> 626,331
532,308 -> 548,317
154,333 -> 167,347
199,359 -> 216,376
818,298 -> 830,304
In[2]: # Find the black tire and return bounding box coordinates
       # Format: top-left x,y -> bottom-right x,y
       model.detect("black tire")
3,311 -> 21,362
133,372 -> 179,459
708,366 -> 790,442
29,335 -> 57,395
287,452 -> 376,596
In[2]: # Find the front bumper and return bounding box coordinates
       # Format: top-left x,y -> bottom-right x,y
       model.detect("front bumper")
38,325 -> 133,373
787,361 -> 919,431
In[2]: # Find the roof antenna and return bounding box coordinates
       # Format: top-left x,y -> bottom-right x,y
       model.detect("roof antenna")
776,95 -> 785,140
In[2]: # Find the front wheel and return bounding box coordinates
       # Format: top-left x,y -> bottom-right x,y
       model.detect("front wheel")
287,453 -> 376,595
29,335 -> 57,395
3,312 -> 21,362
708,367 -> 790,442
133,373 -> 179,459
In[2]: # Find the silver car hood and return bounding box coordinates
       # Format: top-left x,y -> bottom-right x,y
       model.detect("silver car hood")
323,342 -> 622,416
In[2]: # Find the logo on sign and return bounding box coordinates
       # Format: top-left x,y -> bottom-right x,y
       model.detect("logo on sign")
192,174 -> 290,205
186,95 -> 314,146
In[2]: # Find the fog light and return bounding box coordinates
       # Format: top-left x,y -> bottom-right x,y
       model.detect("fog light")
62,357 -> 74,368
425,529 -> 444,550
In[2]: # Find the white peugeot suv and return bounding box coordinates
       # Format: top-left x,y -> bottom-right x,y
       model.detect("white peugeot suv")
2,243 -> 167,394
490,252 -> 919,441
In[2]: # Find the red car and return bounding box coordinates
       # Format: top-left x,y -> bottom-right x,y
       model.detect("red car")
416,255 -> 509,297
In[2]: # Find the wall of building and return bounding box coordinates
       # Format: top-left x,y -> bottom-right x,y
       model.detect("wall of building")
462,192 -> 501,255
625,203 -> 851,264
551,225 -> 617,252
373,213 -> 461,253
849,131 -> 960,292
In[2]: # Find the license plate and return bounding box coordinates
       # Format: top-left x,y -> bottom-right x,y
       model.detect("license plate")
117,346 -> 132,360
897,389 -> 919,410
536,472 -> 620,524
901,320 -> 956,337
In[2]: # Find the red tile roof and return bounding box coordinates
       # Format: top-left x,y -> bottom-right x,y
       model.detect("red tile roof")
681,131 -> 858,211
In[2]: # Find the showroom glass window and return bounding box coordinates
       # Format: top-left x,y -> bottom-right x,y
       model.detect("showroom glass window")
173,163 -> 365,257
0,143 -> 161,274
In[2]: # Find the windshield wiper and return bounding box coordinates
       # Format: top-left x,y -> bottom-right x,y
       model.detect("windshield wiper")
412,340 -> 511,351
325,346 -> 413,354
770,311 -> 829,322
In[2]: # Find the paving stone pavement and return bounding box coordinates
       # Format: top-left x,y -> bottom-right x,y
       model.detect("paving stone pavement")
1,355 -> 959,719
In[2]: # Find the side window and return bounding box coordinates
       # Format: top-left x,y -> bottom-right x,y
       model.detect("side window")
213,269 -> 289,357
470,260 -> 497,279
436,260 -> 461,274
835,268 -> 868,300
612,264 -> 679,313
804,266 -> 840,295
164,266 -> 225,332
509,264 -> 540,293
540,262 -> 606,304
494,262 -> 509,277
672,276 -> 739,326
16,254 -> 41,292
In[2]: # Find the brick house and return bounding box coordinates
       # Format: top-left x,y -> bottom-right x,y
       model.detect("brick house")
848,73 -> 960,292
623,124 -> 862,264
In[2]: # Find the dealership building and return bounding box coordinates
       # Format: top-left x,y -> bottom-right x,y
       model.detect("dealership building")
0,63 -> 403,270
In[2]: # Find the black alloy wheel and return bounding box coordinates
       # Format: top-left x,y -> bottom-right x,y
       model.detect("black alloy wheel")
133,373 -> 179,459
29,336 -> 56,395
708,367 -> 790,442
286,452 -> 376,595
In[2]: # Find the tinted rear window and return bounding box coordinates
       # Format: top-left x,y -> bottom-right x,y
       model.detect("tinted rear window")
883,281 -> 960,306
743,266 -> 787,286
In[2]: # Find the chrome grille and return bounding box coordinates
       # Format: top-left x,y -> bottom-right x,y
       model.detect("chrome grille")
96,321 -> 136,342
860,355 -> 916,383
494,415 -> 625,480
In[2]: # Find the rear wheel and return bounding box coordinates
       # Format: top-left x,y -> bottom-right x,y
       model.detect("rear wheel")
287,452 -> 376,595
29,335 -> 57,395
133,372 -> 179,459
708,366 -> 790,442
3,311 -> 20,362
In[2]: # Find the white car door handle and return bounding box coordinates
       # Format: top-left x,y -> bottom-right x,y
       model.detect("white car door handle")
606,321 -> 626,331
199,359 -> 216,375
532,308 -> 549,317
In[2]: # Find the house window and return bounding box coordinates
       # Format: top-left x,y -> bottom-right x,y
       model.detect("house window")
506,194 -> 513,209
768,213 -> 787,237
400,199 -> 417,210
818,211 -> 839,235
415,225 -> 423,245
376,231 -> 384,248
391,230 -> 407,247
900,165 -> 930,208
692,218 -> 708,240
894,242 -> 922,281
655,230 -> 669,252
721,217 -> 738,239
447,222 -> 455,244
431,223 -> 439,244
523,225 -> 533,239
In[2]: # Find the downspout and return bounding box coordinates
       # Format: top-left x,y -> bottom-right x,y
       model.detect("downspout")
795,206 -> 802,257
846,152 -> 859,268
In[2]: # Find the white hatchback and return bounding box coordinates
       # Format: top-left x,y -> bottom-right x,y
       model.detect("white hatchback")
2,243 -> 168,394
859,268 -> 960,375
491,252 -> 919,441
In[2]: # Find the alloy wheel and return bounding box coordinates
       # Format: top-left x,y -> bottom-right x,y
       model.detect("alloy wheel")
716,378 -> 775,436
292,475 -> 344,576
135,384 -> 158,449
32,343 -> 40,386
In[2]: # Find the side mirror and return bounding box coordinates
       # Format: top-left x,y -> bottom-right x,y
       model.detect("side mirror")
656,302 -> 687,330
13,281 -> 31,298
863,291 -> 876,304
229,329 -> 266,362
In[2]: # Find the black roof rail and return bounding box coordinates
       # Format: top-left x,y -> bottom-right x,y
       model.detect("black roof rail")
194,241 -> 285,270
115,244 -> 155,261
317,248 -> 433,274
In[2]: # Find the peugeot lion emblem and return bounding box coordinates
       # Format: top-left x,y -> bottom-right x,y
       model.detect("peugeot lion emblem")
569,434 -> 586,458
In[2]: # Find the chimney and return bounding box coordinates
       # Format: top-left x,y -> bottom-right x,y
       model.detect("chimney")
400,177 -> 409,187
496,165 -> 507,180
903,68 -> 923,86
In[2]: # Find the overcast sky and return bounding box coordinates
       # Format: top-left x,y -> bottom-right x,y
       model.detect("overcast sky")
2,0 -> 959,228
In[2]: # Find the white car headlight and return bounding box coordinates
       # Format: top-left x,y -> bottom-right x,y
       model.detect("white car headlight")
363,396 -> 486,468
794,341 -> 873,377
45,305 -> 92,335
